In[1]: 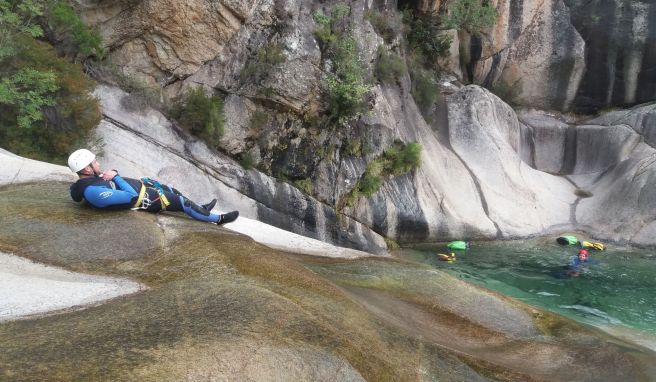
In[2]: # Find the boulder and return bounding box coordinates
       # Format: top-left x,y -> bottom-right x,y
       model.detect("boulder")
493,0 -> 585,111
446,86 -> 575,236
573,105 -> 656,245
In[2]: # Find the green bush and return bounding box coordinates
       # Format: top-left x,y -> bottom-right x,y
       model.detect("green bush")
404,10 -> 452,66
346,142 -> 422,202
294,178 -> 314,195
240,150 -> 256,170
0,0 -> 102,162
46,0 -> 105,59
382,142 -> 422,175
376,48 -> 405,84
169,87 -> 225,148
366,9 -> 403,43
410,68 -> 438,116
444,0 -> 497,34
326,36 -> 369,122
0,35 -> 100,162
1,0 -> 53,129
365,158 -> 384,177
488,79 -> 522,107
358,172 -> 383,197
344,138 -> 362,157
313,11 -> 335,47
240,43 -> 286,84
314,4 -> 370,123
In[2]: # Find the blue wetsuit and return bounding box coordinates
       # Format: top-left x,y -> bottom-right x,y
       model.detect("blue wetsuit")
569,257 -> 586,270
70,175 -> 221,223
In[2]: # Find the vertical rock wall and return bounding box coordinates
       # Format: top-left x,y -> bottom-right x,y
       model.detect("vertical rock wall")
471,0 -> 586,111
565,0 -> 656,112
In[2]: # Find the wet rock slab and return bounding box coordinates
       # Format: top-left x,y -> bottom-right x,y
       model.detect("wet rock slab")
0,252 -> 143,321
0,183 -> 654,381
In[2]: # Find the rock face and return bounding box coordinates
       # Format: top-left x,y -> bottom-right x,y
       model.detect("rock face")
81,0 -> 656,113
444,0 -> 656,113
90,81 -> 579,250
572,105 -> 656,246
564,0 -> 656,112
94,85 -> 388,254
344,81 -> 576,243
70,0 -> 656,250
183,0 -> 324,113
78,0 -> 258,84
461,0 -> 586,111
446,86 -> 575,236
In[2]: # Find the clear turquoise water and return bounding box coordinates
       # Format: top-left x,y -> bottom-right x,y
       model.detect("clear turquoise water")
399,240 -> 656,338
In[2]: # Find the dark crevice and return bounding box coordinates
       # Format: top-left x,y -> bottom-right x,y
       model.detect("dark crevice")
482,53 -> 502,88
550,0 -> 579,111
467,35 -> 483,83
566,0 -> 656,113
559,124 -> 578,174
397,0 -> 420,11
559,175 -> 581,228
468,166 -> 502,238
570,196 -> 581,226
636,2 -> 656,103
509,0 -> 524,42
433,94 -> 452,148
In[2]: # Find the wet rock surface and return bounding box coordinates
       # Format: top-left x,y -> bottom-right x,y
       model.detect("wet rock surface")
0,183 -> 654,381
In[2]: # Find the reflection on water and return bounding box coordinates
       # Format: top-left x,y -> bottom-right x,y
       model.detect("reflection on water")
400,240 -> 656,342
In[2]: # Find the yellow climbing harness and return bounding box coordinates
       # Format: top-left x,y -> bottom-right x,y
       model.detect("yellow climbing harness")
133,184 -> 147,208
132,178 -> 171,210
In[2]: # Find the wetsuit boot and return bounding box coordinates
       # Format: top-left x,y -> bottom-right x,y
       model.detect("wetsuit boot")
181,198 -> 222,223
202,199 -> 217,211
216,211 -> 239,225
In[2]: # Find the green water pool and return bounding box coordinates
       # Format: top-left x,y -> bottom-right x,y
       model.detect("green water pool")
400,240 -> 656,344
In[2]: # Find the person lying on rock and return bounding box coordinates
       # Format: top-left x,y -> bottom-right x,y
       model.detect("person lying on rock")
67,149 -> 238,225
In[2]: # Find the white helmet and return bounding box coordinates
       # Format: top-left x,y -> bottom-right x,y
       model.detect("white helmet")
67,149 -> 96,173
